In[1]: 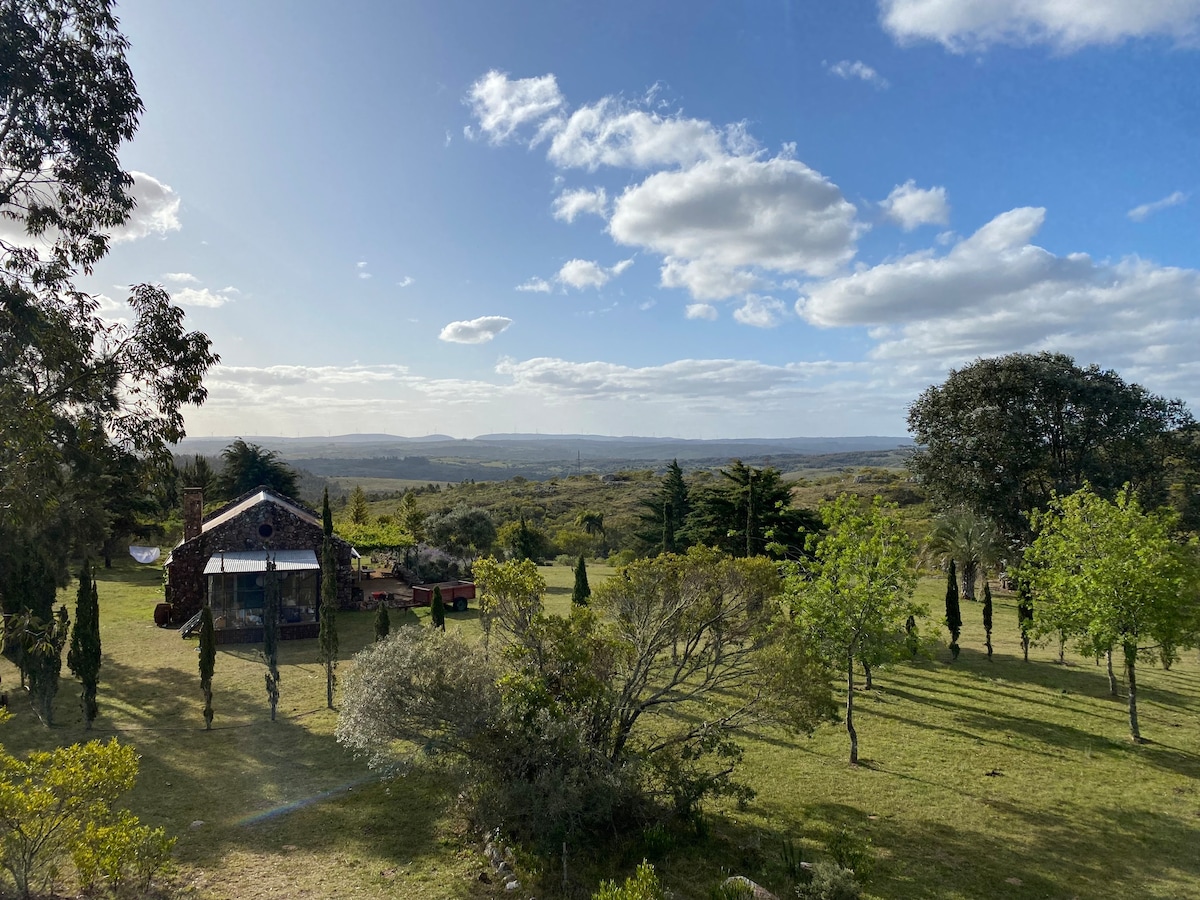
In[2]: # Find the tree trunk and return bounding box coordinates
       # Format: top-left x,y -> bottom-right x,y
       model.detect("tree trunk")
961,560 -> 977,601
1058,630 -> 1066,664
846,654 -> 858,765
1106,648 -> 1118,696
1125,643 -> 1141,742
863,660 -> 873,690
985,628 -> 993,661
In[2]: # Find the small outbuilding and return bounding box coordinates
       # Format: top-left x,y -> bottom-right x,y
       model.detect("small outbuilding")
163,486 -> 356,643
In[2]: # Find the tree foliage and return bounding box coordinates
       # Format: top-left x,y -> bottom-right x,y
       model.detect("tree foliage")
1024,485 -> 1197,741
198,604 -> 215,729
67,562 -> 101,729
927,509 -> 1003,602
572,555 -> 591,606
944,560 -> 962,660
261,556 -> 280,721
684,460 -> 818,559
636,459 -> 690,555
908,353 -> 1197,542
426,505 -> 496,560
214,439 -> 298,501
786,495 -> 919,764
320,490 -> 339,709
373,603 -> 390,641
430,586 -> 446,631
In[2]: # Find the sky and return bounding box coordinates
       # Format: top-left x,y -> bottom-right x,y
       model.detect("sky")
84,0 -> 1200,440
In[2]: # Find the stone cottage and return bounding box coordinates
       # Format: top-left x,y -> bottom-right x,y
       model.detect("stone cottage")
163,486 -> 356,643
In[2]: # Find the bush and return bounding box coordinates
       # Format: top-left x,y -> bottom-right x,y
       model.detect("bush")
827,827 -> 873,881
593,860 -> 666,900
73,810 -> 175,898
795,862 -> 861,900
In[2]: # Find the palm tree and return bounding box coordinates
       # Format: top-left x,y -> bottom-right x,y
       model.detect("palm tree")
927,509 -> 1004,601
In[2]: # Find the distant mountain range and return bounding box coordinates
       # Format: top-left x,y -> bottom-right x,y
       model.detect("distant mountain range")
175,433 -> 913,482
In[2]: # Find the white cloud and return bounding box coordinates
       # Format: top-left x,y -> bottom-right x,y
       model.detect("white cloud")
826,59 -> 890,89
397,276 -> 414,287
685,303 -> 719,321
880,0 -> 1200,51
111,172 -> 182,242
465,70 -> 564,144
439,315 -> 513,344
610,153 -> 861,279
163,272 -> 199,284
881,180 -> 950,231
1128,190 -> 1187,221
547,97 -> 737,170
558,259 -> 611,289
796,206 -> 1200,391
733,295 -> 787,328
517,277 -> 553,293
552,187 -> 608,222
356,261 -> 371,280
660,257 -> 763,300
175,287 -> 235,308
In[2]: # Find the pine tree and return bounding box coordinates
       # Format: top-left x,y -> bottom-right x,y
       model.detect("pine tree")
572,555 -> 590,606
199,604 -> 216,729
982,580 -> 994,661
374,602 -> 391,640
944,560 -> 962,660
430,586 -> 446,632
319,489 -> 339,709
262,555 -> 281,721
67,562 -> 101,729
348,485 -> 371,525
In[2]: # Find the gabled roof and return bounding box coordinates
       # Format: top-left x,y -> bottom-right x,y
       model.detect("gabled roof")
203,549 -> 320,574
201,488 -> 321,533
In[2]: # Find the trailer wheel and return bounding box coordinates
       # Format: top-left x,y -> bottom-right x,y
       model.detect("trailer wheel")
454,597 -> 467,612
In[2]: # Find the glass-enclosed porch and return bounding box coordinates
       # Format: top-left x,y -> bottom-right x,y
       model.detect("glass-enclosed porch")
204,550 -> 320,640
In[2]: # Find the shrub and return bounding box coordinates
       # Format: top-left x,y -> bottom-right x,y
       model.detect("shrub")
72,810 -> 175,898
593,860 -> 666,900
795,862 -> 861,900
827,827 -> 873,882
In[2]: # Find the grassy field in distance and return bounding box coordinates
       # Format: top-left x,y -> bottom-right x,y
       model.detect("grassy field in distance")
1,559 -> 1197,899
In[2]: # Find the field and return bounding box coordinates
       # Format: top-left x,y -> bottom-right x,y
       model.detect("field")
2,560 -> 1198,899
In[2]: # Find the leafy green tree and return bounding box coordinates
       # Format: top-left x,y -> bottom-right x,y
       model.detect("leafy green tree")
685,460 -> 818,559
214,440 -> 298,501
66,563 -> 101,729
473,557 -> 546,656
426,505 -> 496,561
927,509 -> 1003,602
982,580 -> 994,661
198,604 -> 216,729
0,0 -> 216,624
319,489 -> 339,709
19,606 -> 70,726
503,515 -> 545,562
908,353 -> 1197,543
572,555 -> 591,606
374,602 -> 390,641
1025,486 -> 1197,741
430,587 -> 446,631
348,485 -> 371,525
786,495 -> 919,764
262,556 -> 281,721
944,560 -> 962,660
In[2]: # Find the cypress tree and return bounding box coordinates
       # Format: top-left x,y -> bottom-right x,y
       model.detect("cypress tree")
26,606 -> 69,726
905,614 -> 919,659
319,489 -> 339,709
1017,578 -> 1034,662
430,586 -> 446,632
67,562 -> 101,729
262,555 -> 281,721
374,601 -> 391,640
944,560 -> 962,660
572,555 -> 590,606
982,580 -> 994,661
199,603 -> 216,729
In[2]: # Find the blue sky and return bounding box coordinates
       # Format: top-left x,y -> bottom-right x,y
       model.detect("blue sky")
85,0 -> 1200,439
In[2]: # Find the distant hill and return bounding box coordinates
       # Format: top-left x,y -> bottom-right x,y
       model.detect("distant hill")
175,433 -> 912,483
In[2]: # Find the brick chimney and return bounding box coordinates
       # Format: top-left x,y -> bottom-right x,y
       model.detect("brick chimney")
183,487 -> 204,542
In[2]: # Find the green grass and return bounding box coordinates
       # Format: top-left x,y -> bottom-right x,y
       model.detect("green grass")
2,561 -> 1198,899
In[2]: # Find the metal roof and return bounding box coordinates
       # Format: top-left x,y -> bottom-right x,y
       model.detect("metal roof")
203,550 -> 320,575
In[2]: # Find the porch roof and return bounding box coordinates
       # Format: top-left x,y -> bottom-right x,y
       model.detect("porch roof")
203,550 -> 320,575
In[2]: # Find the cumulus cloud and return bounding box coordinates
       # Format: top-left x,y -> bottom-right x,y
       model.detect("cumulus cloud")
733,295 -> 787,328
111,172 -> 182,242
1128,190 -> 1187,221
174,285 -> 240,308
826,59 -> 890,89
552,187 -> 608,222
465,70 -> 564,144
397,276 -> 414,287
660,257 -> 764,300
610,154 -> 860,279
516,277 -> 552,293
439,315 -> 513,344
685,303 -> 719,321
880,0 -> 1200,51
881,180 -> 950,230
796,205 -> 1200,390
163,272 -> 199,284
556,257 -> 633,290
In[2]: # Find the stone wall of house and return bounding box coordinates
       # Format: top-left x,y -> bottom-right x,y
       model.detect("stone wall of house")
165,493 -> 355,624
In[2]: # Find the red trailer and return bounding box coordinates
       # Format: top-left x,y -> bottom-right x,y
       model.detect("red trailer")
410,580 -> 475,612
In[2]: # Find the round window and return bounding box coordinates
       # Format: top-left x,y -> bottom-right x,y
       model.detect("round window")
258,523 -> 274,539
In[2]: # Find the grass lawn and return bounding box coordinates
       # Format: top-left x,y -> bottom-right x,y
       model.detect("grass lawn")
2,560 -> 1198,899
